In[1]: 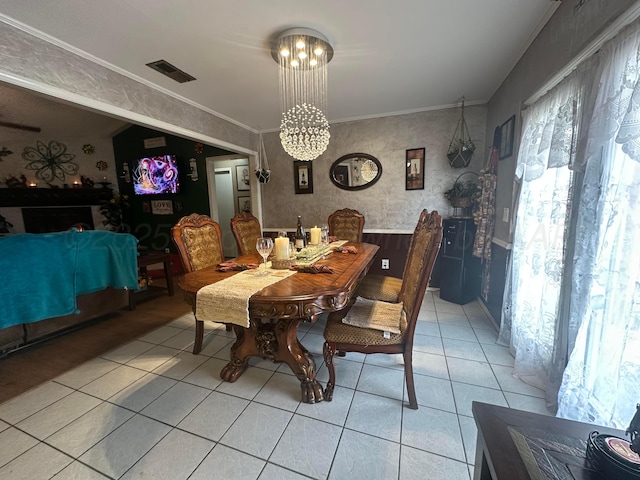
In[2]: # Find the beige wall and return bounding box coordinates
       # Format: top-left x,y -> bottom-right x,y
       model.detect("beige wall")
260,105 -> 486,231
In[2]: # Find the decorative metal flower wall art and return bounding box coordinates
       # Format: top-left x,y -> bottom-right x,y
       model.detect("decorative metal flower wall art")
22,140 -> 79,182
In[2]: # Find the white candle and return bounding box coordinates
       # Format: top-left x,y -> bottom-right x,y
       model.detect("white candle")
310,226 -> 321,245
275,237 -> 290,260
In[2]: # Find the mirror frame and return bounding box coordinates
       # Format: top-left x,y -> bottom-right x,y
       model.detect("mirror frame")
329,153 -> 382,191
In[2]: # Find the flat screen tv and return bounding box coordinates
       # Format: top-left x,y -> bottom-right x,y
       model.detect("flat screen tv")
132,155 -> 180,195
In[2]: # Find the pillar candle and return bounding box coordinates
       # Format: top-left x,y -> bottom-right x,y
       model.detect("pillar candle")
275,237 -> 290,260
310,226 -> 321,245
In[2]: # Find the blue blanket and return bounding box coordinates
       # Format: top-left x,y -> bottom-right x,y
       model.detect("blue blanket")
1,230 -> 138,329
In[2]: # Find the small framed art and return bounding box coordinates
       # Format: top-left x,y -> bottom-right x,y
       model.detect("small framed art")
499,115 -> 516,160
236,164 -> 250,191
294,161 -> 313,194
237,196 -> 252,213
405,148 -> 425,190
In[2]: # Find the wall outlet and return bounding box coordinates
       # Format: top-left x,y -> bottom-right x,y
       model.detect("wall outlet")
381,259 -> 389,270
502,207 -> 510,223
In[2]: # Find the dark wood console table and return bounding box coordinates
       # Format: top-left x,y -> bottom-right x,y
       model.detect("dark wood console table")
129,251 -> 175,309
472,402 -> 627,480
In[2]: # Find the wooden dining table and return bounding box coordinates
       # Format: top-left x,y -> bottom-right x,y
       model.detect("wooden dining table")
178,242 -> 379,404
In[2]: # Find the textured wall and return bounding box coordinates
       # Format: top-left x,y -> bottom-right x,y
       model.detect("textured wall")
0,21 -> 255,154
261,105 -> 487,231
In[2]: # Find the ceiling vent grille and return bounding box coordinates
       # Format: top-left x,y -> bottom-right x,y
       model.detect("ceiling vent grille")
146,60 -> 196,83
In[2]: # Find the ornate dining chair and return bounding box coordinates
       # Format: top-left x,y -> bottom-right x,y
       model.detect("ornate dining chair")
322,209 -> 442,409
356,236 -> 414,303
230,211 -> 262,255
356,207 -> 437,303
327,208 -> 365,242
172,213 -> 227,354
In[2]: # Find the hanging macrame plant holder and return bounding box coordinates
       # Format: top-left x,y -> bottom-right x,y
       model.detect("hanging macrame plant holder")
255,133 -> 271,184
447,99 -> 475,169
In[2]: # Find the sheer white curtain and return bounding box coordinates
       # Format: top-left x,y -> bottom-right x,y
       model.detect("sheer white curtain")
557,21 -> 640,428
498,72 -> 584,406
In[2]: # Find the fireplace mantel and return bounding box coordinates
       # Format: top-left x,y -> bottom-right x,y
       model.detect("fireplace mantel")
0,187 -> 113,207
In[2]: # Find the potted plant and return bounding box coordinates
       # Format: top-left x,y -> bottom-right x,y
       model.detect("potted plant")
447,98 -> 476,168
100,192 -> 130,232
444,172 -> 481,209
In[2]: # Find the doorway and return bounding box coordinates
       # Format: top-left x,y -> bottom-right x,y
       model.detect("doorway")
206,156 -> 259,259
212,167 -> 237,258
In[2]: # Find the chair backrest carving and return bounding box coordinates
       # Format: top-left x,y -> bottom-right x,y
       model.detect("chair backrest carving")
230,211 -> 262,255
399,209 -> 442,342
327,208 -> 365,243
172,213 -> 224,273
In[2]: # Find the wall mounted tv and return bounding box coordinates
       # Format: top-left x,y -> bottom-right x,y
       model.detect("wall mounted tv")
132,155 -> 180,195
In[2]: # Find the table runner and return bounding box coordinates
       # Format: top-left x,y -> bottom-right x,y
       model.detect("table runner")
195,264 -> 297,327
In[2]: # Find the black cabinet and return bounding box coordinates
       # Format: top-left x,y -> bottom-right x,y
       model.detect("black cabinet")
439,218 -> 481,305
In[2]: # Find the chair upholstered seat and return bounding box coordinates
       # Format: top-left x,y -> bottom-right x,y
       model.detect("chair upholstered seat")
328,208 -> 365,243
356,274 -> 403,303
323,308 -> 407,346
230,211 -> 262,255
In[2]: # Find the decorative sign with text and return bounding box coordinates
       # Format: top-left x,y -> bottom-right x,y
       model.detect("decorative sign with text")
151,200 -> 173,215
143,136 -> 167,149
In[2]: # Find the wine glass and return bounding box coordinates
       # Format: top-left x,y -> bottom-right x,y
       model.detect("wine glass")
256,237 -> 273,275
320,224 -> 330,245
320,223 -> 330,258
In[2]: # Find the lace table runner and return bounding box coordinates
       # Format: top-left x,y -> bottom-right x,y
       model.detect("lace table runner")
195,264 -> 297,327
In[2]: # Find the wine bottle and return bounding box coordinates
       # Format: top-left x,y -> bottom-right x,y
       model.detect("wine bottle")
295,216 -> 305,250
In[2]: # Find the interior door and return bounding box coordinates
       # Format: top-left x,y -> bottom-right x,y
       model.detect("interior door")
212,167 -> 237,258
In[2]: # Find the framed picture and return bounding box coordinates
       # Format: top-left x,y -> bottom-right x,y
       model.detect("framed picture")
294,161 -> 313,194
150,199 -> 173,215
405,148 -> 425,190
499,115 -> 516,160
237,196 -> 251,213
236,164 -> 250,191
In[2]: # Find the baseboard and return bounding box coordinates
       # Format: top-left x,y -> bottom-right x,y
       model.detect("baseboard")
479,296 -> 500,331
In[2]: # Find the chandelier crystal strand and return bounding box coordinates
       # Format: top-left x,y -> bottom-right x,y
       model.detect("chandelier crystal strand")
274,29 -> 332,161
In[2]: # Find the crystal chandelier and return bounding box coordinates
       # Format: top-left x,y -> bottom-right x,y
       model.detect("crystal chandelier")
272,28 -> 333,161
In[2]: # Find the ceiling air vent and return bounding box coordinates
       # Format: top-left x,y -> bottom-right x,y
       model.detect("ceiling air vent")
146,60 -> 196,83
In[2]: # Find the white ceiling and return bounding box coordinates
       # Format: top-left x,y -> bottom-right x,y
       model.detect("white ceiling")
0,1 -> 558,133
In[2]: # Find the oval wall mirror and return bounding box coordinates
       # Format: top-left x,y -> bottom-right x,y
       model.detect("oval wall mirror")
330,153 -> 382,191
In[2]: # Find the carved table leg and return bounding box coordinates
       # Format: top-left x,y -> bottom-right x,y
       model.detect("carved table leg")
219,317 -> 324,403
220,325 -> 250,382
274,318 -> 324,404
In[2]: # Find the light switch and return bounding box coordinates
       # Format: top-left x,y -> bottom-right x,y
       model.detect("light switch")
503,207 -> 510,223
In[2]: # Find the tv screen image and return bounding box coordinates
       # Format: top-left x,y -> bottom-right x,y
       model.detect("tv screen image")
132,155 -> 180,195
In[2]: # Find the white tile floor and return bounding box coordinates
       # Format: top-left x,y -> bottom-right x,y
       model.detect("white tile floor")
0,291 -> 552,480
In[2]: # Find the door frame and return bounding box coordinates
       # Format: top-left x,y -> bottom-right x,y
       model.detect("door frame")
205,153 -> 262,226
